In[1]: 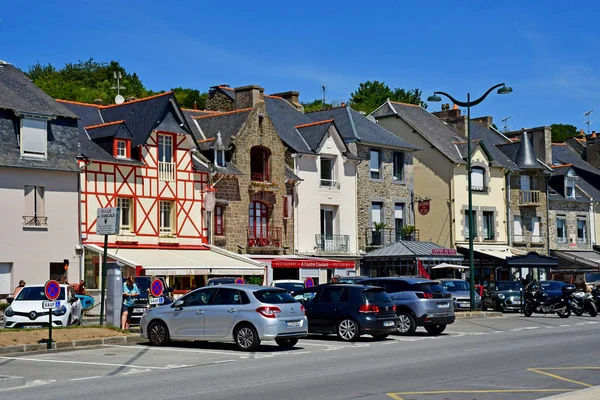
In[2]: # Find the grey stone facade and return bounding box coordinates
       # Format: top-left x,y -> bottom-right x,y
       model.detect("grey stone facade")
549,201 -> 592,250
206,91 -> 235,112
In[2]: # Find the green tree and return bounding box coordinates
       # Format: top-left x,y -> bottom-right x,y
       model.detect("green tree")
350,81 -> 427,114
301,99 -> 334,112
392,88 -> 428,109
172,87 -> 208,109
551,123 -> 579,143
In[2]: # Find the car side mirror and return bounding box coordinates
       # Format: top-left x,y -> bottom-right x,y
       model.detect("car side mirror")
173,299 -> 184,309
70,297 -> 78,304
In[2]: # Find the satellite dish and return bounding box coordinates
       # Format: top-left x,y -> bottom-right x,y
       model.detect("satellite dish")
115,94 -> 125,105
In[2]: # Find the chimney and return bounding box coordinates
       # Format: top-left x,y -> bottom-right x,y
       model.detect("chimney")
94,99 -> 103,105
234,85 -> 264,110
271,91 -> 303,112
471,116 -> 493,127
591,131 -> 597,139
432,105 -> 462,120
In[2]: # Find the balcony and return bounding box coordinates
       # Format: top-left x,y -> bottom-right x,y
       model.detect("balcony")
22,215 -> 47,227
319,179 -> 340,189
159,161 -> 175,182
365,228 -> 419,248
251,172 -> 269,182
247,226 -> 282,248
519,190 -> 541,205
315,234 -> 350,253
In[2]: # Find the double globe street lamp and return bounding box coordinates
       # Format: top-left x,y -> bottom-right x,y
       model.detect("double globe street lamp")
427,84 -> 513,311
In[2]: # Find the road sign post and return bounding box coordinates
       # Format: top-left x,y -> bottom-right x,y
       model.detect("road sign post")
44,280 -> 60,349
304,277 -> 314,288
96,207 -> 120,325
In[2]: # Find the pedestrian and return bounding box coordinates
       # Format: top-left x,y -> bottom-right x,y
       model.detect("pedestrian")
12,280 -> 26,298
121,277 -> 139,330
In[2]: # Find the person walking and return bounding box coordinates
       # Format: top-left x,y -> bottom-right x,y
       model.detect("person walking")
121,277 -> 139,330
12,280 -> 26,298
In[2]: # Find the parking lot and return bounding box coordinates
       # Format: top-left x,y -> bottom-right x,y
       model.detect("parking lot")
1,313 -> 599,399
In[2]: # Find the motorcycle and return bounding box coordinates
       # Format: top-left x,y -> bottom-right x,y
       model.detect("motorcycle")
523,280 -> 574,318
591,285 -> 600,310
570,290 -> 598,317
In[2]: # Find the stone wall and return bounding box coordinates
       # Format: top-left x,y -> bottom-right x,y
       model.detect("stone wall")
509,172 -> 548,254
549,200 -> 591,250
206,91 -> 234,112
356,143 -> 413,251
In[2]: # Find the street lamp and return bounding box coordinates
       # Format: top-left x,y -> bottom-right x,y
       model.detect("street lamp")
427,83 -> 512,311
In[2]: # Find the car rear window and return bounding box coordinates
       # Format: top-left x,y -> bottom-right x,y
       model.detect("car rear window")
274,283 -> 305,293
362,289 -> 392,303
253,289 -> 297,304
16,287 -> 66,301
411,283 -> 445,294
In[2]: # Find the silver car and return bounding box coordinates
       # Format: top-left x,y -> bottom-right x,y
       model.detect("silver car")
140,285 -> 308,351
439,279 -> 482,311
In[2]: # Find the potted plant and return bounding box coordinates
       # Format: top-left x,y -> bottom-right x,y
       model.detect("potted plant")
401,225 -> 416,240
372,222 -> 387,246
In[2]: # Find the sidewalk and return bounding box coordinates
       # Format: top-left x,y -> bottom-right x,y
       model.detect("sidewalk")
540,386 -> 600,399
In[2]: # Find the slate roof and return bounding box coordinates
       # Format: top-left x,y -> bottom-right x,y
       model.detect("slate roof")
295,120 -> 334,151
85,121 -> 132,140
193,109 -> 252,150
264,96 -> 314,154
56,101 -> 104,126
285,166 -> 302,182
364,241 -> 462,258
372,101 -> 465,163
552,144 -> 600,175
0,63 -> 78,119
468,123 -> 518,169
307,105 -> 419,150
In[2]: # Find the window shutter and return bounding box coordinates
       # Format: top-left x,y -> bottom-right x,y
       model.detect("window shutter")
21,118 -> 48,157
471,168 -> 484,189
24,186 -> 35,217
0,263 -> 11,296
283,195 -> 293,219
36,186 -> 45,217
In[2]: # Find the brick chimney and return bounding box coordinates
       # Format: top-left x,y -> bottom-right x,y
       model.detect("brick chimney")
505,127 -> 553,165
432,104 -> 462,120
234,85 -> 264,110
472,116 -> 493,127
271,91 -> 303,112
433,106 -> 468,136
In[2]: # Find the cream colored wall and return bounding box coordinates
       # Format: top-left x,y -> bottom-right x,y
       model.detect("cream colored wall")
295,126 -> 358,255
452,147 -> 508,244
595,203 -> 600,246
376,118 -> 454,247
0,167 -> 80,288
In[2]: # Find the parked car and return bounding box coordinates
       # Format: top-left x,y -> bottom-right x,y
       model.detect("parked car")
334,276 -> 368,284
551,270 -> 600,292
270,280 -> 305,295
206,277 -> 248,286
295,284 -> 397,341
481,281 -> 523,312
140,285 -> 307,351
439,279 -> 481,311
359,277 -> 455,335
3,284 -> 83,329
129,276 -> 172,326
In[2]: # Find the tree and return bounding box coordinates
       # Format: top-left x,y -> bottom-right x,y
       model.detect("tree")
172,87 -> 207,109
551,123 -> 579,143
301,99 -> 334,112
350,81 -> 427,114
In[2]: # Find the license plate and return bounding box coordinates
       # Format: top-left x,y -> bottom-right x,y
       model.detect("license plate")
383,320 -> 395,327
459,303 -> 470,307
513,301 -> 521,305
437,303 -> 450,308
287,321 -> 301,327
25,325 -> 43,329
133,308 -> 146,313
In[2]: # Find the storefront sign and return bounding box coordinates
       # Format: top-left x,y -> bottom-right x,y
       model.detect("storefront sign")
271,260 -> 355,269
431,248 -> 457,256
418,200 -> 430,215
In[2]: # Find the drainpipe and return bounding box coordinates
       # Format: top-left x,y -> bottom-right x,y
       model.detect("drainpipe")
590,201 -> 597,247
506,172 -> 512,247
77,159 -> 92,282
545,175 -> 551,256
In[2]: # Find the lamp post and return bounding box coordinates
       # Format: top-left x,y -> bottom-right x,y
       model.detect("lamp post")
427,84 -> 512,311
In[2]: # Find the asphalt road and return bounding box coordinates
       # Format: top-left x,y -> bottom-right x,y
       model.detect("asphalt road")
1,313 -> 599,400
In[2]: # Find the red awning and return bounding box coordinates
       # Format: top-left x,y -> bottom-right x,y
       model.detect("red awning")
270,258 -> 355,269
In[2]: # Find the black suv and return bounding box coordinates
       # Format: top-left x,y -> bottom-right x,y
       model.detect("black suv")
481,281 -> 523,312
295,284 -> 398,341
130,277 -> 171,326
360,277 -> 455,335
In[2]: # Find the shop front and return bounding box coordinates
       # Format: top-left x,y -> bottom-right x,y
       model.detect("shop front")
248,255 -> 357,285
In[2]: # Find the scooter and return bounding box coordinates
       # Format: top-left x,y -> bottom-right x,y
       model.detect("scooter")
570,290 -> 598,317
523,280 -> 573,318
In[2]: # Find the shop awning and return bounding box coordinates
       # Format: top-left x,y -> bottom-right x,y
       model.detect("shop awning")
431,263 -> 467,270
457,244 -> 526,260
84,245 -> 265,276
553,250 -> 600,269
247,255 -> 355,269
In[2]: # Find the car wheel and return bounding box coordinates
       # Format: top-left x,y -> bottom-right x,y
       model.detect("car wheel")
148,321 -> 170,346
275,338 -> 298,349
557,308 -> 571,318
371,334 -> 389,340
424,324 -> 446,335
396,312 -> 416,335
337,319 -> 359,342
235,324 -> 260,351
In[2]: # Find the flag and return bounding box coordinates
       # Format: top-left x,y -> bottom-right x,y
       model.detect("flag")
417,258 -> 430,279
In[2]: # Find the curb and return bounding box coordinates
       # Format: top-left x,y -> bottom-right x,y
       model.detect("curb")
538,386 -> 600,399
0,335 -> 144,355
455,311 -> 503,319
0,375 -> 26,390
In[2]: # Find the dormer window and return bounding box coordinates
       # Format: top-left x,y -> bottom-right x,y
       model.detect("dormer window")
214,149 -> 226,167
113,139 -> 130,158
471,167 -> 485,191
565,170 -> 577,199
20,117 -> 48,159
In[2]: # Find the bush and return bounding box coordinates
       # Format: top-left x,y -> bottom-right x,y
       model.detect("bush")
247,276 -> 263,285
0,302 -> 9,311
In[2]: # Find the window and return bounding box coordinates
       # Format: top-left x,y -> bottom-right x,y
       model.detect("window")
565,170 -> 576,199
159,200 -> 174,235
319,287 -> 348,303
483,211 -> 494,240
370,149 -> 381,179
20,118 -> 47,159
214,149 -> 225,167
556,218 -> 566,243
530,216 -> 542,242
465,210 -> 476,239
23,185 -> 45,226
513,216 -> 523,242
158,134 -> 173,163
577,218 -> 587,243
471,167 -> 485,191
320,157 -> 335,187
371,202 -> 383,226
212,289 -> 241,305
214,205 -> 224,235
520,175 -> 531,190
249,201 -> 268,238
250,146 -> 270,181
283,195 -> 293,220
117,198 -> 132,233
393,152 -> 405,181
115,140 -> 128,158
183,288 -> 217,307
394,203 -> 404,241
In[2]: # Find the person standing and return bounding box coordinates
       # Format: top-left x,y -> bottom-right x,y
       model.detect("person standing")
121,277 -> 139,330
12,280 -> 26,298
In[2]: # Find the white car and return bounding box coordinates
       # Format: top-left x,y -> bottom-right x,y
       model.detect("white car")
3,284 -> 83,329
270,280 -> 305,295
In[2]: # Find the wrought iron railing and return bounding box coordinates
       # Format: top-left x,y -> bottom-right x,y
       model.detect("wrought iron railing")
365,228 -> 419,247
251,171 -> 269,182
519,190 -> 541,205
22,215 -> 48,227
319,179 -> 340,189
315,234 -> 350,253
247,226 -> 282,247
159,161 -> 175,182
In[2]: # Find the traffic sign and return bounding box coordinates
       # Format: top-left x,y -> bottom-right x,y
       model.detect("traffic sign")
42,301 -> 60,309
150,278 -> 164,297
149,297 -> 165,305
304,277 -> 314,288
235,278 -> 245,285
96,207 -> 120,235
44,280 -> 61,301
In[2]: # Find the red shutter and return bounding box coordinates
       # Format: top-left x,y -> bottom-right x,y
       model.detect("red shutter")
283,195 -> 293,219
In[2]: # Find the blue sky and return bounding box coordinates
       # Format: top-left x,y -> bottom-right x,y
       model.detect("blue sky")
2,0 -> 600,132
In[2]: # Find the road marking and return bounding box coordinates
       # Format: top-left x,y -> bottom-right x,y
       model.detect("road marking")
527,368 -> 593,388
211,360 -> 235,364
70,376 -> 102,381
387,389 -> 574,400
103,344 -> 241,356
0,356 -> 174,370
298,341 -> 369,348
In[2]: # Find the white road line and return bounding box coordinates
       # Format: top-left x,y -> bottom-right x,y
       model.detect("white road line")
103,344 -> 241,356
70,376 -> 102,381
211,360 -> 235,364
559,324 -> 571,327
297,342 -> 361,348
0,356 -> 173,370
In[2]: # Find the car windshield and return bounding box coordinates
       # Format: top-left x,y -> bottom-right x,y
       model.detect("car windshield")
16,287 -> 66,301
208,279 -> 236,286
253,289 -> 297,304
496,282 -> 522,291
339,277 -> 365,284
585,273 -> 600,283
134,278 -> 150,298
274,283 -> 305,293
362,289 -> 391,303
441,281 -> 470,292
540,281 -> 565,291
